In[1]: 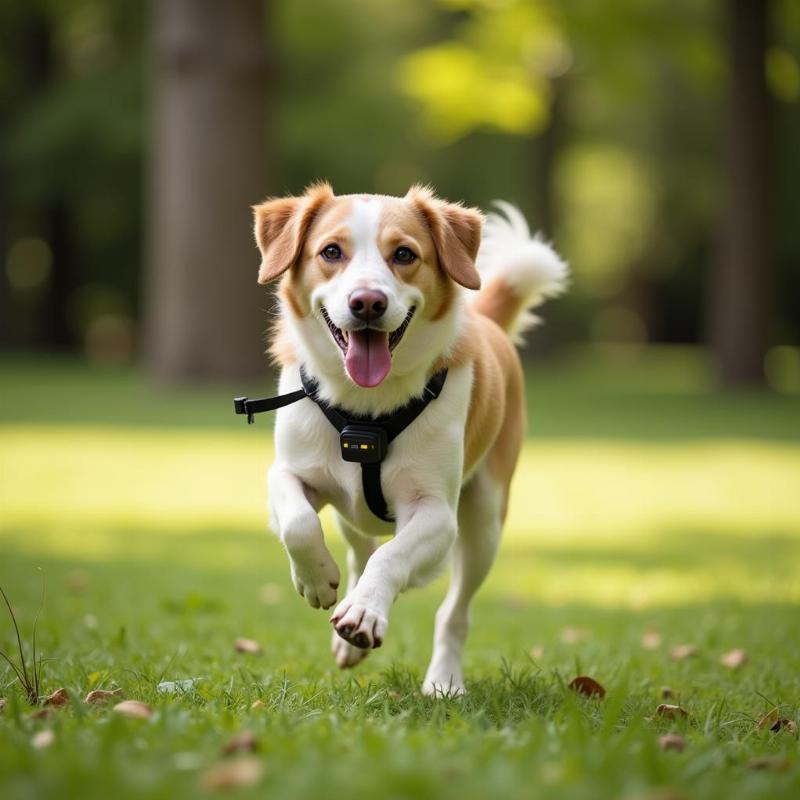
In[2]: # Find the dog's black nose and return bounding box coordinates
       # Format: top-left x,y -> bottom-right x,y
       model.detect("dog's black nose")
349,289 -> 387,322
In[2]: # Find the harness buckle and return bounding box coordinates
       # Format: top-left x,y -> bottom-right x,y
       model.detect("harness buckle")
233,397 -> 254,424
340,424 -> 387,464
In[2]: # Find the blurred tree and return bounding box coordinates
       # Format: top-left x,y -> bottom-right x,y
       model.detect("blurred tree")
143,0 -> 269,382
709,0 -> 771,386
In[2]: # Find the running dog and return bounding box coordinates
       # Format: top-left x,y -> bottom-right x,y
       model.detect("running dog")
251,183 -> 567,695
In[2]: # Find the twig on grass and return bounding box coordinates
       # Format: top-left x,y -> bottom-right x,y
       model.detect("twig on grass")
0,574 -> 46,705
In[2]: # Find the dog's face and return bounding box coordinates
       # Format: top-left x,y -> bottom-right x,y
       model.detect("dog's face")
254,184 -> 483,388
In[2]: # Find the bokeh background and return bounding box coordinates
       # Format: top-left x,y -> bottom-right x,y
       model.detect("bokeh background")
1,0 -> 798,386
1,3 -> 800,798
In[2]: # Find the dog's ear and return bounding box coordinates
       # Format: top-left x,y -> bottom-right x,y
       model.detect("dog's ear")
406,185 -> 483,290
253,182 -> 334,284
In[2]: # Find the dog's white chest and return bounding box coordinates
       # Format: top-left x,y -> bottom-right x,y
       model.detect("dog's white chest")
270,364 -> 472,535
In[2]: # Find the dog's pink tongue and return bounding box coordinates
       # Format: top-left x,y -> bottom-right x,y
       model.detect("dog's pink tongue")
345,329 -> 391,387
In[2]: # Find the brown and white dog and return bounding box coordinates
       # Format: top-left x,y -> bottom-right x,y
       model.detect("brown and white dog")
253,183 -> 567,695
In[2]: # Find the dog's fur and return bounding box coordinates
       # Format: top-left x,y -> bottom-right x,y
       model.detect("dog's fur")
253,183 -> 567,695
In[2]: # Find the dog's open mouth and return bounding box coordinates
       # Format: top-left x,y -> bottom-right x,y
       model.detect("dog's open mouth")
321,306 -> 416,388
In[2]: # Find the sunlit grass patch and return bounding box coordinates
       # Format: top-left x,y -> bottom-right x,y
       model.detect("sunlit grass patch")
1,353 -> 799,800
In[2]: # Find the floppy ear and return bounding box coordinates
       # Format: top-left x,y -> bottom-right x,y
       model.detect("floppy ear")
253,182 -> 334,284
407,185 -> 483,290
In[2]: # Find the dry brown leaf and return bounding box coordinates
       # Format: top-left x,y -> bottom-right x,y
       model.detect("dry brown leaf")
641,630 -> 663,650
719,649 -> 747,669
221,731 -> 259,756
669,644 -> 698,661
529,646 -> 544,660
30,708 -> 53,721
234,638 -> 262,655
0,697 -> 6,715
31,729 -> 55,749
250,699 -> 265,710
661,686 -> 676,700
44,688 -> 70,707
757,709 -> 797,733
113,700 -> 153,719
656,704 -> 688,719
201,756 -> 264,791
568,676 -> 606,698
747,756 -> 791,771
658,733 -> 687,752
560,627 -> 589,645
85,689 -> 123,705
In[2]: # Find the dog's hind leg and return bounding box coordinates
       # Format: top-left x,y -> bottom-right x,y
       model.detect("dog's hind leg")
422,467 -> 505,696
331,515 -> 378,668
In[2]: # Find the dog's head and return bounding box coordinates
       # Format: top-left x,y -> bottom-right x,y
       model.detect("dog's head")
253,183 -> 483,388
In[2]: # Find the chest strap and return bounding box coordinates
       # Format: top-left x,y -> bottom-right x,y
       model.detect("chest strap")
234,368 -> 448,523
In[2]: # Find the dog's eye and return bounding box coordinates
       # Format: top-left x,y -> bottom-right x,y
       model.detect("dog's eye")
321,244 -> 342,262
393,246 -> 417,265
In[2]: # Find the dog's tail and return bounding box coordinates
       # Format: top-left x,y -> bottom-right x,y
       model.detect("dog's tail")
471,201 -> 569,344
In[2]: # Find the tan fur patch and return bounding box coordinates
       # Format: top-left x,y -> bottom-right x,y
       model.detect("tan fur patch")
253,182 -> 335,284
405,185 -> 484,290
470,276 -> 524,334
376,201 -> 456,323
438,309 -> 525,499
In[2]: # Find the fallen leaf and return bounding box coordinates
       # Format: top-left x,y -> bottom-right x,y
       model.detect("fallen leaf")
560,627 -> 589,645
757,709 -> 797,733
31,729 -> 55,749
44,688 -> 70,707
30,709 -> 53,721
201,756 -> 264,791
656,704 -> 688,719
669,645 -> 698,661
529,646 -> 544,660
234,638 -> 262,655
720,649 -> 747,669
113,700 -> 153,719
221,731 -> 259,756
661,687 -> 676,700
249,700 -> 265,710
568,676 -> 606,698
641,630 -> 663,650
84,689 -> 123,704
747,756 -> 790,771
658,733 -> 687,752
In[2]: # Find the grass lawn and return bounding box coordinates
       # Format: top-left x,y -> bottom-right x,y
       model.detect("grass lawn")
1,346 -> 799,800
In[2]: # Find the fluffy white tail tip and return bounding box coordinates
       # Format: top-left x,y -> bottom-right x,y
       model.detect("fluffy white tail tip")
477,200 -> 569,307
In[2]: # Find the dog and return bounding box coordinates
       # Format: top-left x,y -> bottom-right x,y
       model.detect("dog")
252,183 -> 567,695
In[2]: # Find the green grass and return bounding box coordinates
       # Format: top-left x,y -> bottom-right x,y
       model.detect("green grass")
1,347 -> 799,800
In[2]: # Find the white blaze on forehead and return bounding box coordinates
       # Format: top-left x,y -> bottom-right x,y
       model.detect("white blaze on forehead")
344,197 -> 390,284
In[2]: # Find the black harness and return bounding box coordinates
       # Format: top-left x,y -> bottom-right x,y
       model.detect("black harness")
234,368 -> 448,523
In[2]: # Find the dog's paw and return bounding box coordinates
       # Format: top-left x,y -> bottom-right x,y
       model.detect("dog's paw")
331,629 -> 370,669
329,594 -> 387,650
289,548 -> 340,610
421,664 -> 465,697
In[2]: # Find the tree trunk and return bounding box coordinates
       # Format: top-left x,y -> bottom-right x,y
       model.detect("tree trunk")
709,0 -> 770,387
144,0 -> 270,382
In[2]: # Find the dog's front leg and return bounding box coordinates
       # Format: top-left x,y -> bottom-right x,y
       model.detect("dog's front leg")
268,466 -> 340,610
330,496 -> 456,649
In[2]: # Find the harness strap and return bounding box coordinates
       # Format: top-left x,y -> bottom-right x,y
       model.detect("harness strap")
361,462 -> 392,522
234,367 -> 448,523
233,389 -> 307,424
